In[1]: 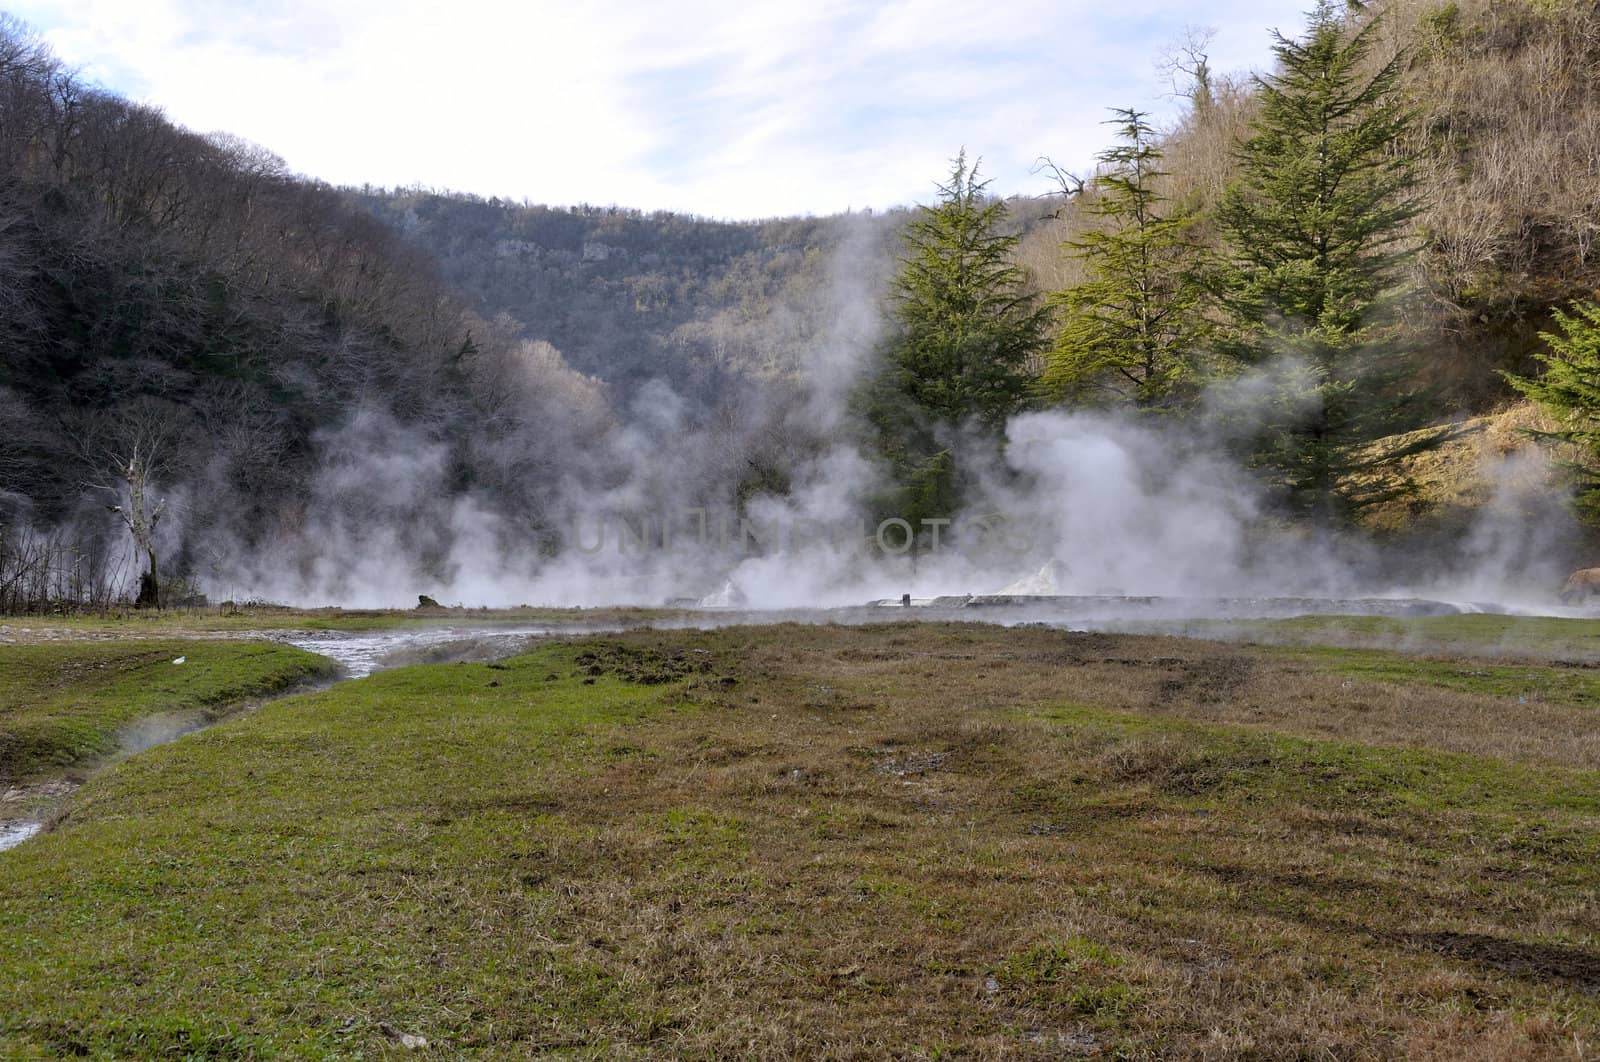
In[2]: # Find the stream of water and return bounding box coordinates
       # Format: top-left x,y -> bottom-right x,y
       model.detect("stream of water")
0,822 -> 39,850
275,625 -> 582,678
0,624 -> 610,852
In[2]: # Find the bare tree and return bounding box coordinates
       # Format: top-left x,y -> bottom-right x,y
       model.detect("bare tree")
109,444 -> 166,607
85,402 -> 179,608
1158,26 -> 1219,112
1029,156 -> 1084,205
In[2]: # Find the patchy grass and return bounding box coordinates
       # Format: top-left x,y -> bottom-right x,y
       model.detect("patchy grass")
1275,645 -> 1600,708
2,623 -> 1599,1057
0,604 -> 679,636
994,937 -> 1138,1025
0,640 -> 335,782
1174,612 -> 1600,661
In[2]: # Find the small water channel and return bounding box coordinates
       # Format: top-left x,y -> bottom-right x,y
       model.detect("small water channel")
0,821 -> 39,850
274,624 -> 601,678
0,624 -> 616,853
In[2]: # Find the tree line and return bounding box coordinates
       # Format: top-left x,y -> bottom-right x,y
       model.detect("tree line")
867,0 -> 1600,530
7,0 -> 1600,608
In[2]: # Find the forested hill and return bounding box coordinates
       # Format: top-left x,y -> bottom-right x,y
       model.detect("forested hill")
0,16 -> 708,606
1026,0 -> 1600,416
6,0 -> 1600,610
0,16 -> 465,533
351,0 -> 1600,426
347,192 -> 905,403
0,10 -> 922,610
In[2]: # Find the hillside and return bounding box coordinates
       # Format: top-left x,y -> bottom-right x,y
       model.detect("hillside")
1023,0 -> 1600,415
0,19 -> 777,609
350,192 -> 905,404
1355,401 -> 1563,531
5,1 -> 1600,610
0,19 -> 518,599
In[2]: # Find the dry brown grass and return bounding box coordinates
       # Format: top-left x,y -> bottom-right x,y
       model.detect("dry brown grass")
492,622 -> 1600,1057
1351,400 -> 1559,530
6,621 -> 1597,1057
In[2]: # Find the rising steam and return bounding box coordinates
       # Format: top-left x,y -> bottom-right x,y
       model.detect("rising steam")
182,218 -> 1576,613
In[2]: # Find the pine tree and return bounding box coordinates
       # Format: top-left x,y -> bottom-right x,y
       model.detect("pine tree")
1506,301 -> 1600,521
1214,3 -> 1436,519
1041,109 -> 1209,408
863,152 -> 1050,531
886,152 -> 1050,430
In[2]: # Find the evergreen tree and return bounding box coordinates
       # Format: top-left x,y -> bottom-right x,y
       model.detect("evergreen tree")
1506,301 -> 1600,521
886,152 -> 1050,430
863,153 -> 1050,531
1041,109 -> 1209,408
1214,3 -> 1436,519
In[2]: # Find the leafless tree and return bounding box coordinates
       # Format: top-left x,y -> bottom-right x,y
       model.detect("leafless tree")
84,403 -> 179,608
1158,26 -> 1218,111
109,445 -> 166,607
1029,156 -> 1084,218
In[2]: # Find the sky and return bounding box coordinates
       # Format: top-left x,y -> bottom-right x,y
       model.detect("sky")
8,0 -> 1311,219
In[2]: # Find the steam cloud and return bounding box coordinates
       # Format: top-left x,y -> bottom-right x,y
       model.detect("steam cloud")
177,219 -> 1576,613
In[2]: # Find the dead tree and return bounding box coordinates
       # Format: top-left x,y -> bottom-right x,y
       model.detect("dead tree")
84,402 -> 179,609
1158,26 -> 1218,113
108,442 -> 166,607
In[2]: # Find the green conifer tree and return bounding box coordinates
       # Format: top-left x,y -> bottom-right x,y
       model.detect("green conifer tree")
887,152 -> 1050,428
1506,301 -> 1600,521
1214,3 -> 1437,519
863,153 -> 1050,531
1041,109 -> 1209,408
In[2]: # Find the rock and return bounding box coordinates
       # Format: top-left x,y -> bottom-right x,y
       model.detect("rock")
378,1022 -> 428,1049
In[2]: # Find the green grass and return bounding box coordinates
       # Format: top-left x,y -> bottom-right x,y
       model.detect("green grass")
0,641 -> 336,781
1271,644 -> 1600,707
1030,700 -> 1600,819
1175,612 -> 1600,659
0,644 -> 692,1057
995,938 -> 1138,1024
0,605 -> 679,634
3,624 -> 1598,1056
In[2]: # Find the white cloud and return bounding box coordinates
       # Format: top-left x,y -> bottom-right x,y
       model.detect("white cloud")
10,0 -> 1308,217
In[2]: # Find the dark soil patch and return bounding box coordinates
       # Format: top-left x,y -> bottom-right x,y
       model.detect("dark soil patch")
572,643 -> 719,685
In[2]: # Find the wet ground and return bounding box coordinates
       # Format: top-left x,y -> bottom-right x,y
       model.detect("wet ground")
0,822 -> 38,849
812,594 -> 1517,622
272,625 -> 603,678
0,624 -> 616,851
0,780 -> 76,852
264,596 -> 1532,679
0,593 -> 1581,854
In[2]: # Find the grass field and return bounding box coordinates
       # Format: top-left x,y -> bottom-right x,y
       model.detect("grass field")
0,640 -> 335,783
1163,612 -> 1600,662
2,621 -> 1598,1057
0,604 -> 677,636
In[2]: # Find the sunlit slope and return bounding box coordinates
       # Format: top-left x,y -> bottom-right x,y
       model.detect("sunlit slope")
1354,401 -> 1562,532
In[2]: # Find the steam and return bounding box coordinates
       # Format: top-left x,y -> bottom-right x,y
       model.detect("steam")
985,411 -> 1269,596
154,219 -> 1579,613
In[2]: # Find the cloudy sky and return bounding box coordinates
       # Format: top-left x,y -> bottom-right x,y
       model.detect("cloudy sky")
9,0 -> 1309,218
